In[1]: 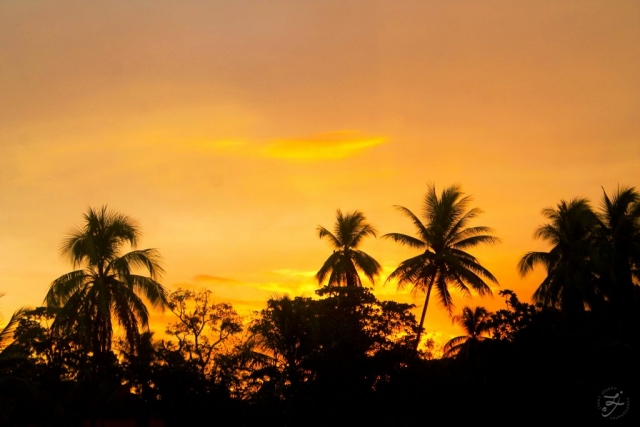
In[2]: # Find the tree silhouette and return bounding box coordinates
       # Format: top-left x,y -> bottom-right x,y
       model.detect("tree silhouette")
489,290 -> 537,341
442,306 -> 491,359
249,287 -> 420,424
518,198 -> 599,312
383,184 -> 499,350
0,293 -> 29,352
595,186 -> 640,310
165,288 -> 242,375
45,206 -> 168,356
316,209 -> 381,288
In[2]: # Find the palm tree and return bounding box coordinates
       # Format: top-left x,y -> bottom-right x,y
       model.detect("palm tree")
383,184 -> 499,351
518,198 -> 599,313
595,186 -> 640,309
0,293 -> 29,352
442,306 -> 492,359
316,209 -> 381,288
44,206 -> 168,356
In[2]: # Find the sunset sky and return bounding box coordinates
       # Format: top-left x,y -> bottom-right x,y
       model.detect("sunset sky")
1,0 -> 638,347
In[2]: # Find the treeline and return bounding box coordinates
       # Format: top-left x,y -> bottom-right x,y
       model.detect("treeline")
0,184 -> 638,425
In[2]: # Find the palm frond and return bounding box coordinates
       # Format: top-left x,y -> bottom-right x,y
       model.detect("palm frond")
381,232 -> 426,249
351,250 -> 382,284
350,221 -> 378,248
449,249 -> 499,285
533,224 -> 561,243
111,287 -> 143,350
453,234 -> 501,250
385,253 -> 435,292
450,225 -> 496,244
518,251 -> 552,276
130,275 -> 169,309
447,207 -> 482,242
45,270 -> 89,307
117,249 -> 165,280
316,251 -> 342,285
317,226 -> 342,248
442,335 -> 467,358
392,205 -> 430,241
0,306 -> 30,351
435,274 -> 454,314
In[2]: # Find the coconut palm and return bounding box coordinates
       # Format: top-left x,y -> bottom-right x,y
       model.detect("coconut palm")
0,293 -> 29,352
442,306 -> 492,359
316,209 -> 381,288
383,184 -> 499,350
518,198 -> 599,312
595,186 -> 640,308
44,206 -> 168,356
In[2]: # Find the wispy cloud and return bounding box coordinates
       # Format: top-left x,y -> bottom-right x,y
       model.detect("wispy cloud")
263,131 -> 386,160
192,274 -> 241,284
203,130 -> 386,160
270,269 -> 317,278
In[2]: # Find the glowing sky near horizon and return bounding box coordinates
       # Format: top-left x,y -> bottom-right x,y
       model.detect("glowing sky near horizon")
1,0 -> 638,347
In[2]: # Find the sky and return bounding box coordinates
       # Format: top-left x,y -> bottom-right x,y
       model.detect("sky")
1,0 -> 638,348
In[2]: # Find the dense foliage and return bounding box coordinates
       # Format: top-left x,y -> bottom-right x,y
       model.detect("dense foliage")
1,185 -> 639,425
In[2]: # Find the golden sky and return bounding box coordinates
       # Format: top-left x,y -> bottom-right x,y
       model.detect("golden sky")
1,0 -> 638,347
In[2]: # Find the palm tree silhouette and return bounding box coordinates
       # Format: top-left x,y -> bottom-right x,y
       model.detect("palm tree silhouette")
442,306 -> 492,359
596,186 -> 640,309
383,184 -> 499,350
316,209 -> 381,288
518,198 -> 599,312
0,293 -> 29,352
45,206 -> 168,356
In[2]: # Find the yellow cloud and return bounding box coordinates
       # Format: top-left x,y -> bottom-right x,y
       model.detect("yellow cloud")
270,269 -> 317,278
192,274 -> 241,284
204,131 -> 386,160
263,131 -> 386,160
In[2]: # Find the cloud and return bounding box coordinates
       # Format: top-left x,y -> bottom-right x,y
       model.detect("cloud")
263,131 -> 386,160
204,130 -> 386,160
192,274 -> 241,284
270,269 -> 317,278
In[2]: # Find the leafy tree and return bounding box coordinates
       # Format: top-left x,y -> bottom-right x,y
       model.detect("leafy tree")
211,331 -> 274,401
250,287 -> 420,409
442,306 -> 492,359
164,288 -> 243,375
44,206 -> 169,357
3,306 -> 85,383
488,290 -> 537,341
248,295 -> 316,395
518,198 -> 599,312
383,184 -> 499,350
316,210 -> 381,288
305,287 -> 420,421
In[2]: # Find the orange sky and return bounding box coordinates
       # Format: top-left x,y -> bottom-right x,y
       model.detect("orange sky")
1,0 -> 638,349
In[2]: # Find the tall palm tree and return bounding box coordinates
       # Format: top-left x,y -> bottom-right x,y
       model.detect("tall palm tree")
596,186 -> 640,309
45,206 -> 168,356
383,184 -> 499,351
442,306 -> 492,359
518,198 -> 599,312
316,209 -> 381,288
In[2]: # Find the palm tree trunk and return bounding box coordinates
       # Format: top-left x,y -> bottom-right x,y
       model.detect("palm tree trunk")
414,276 -> 435,351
